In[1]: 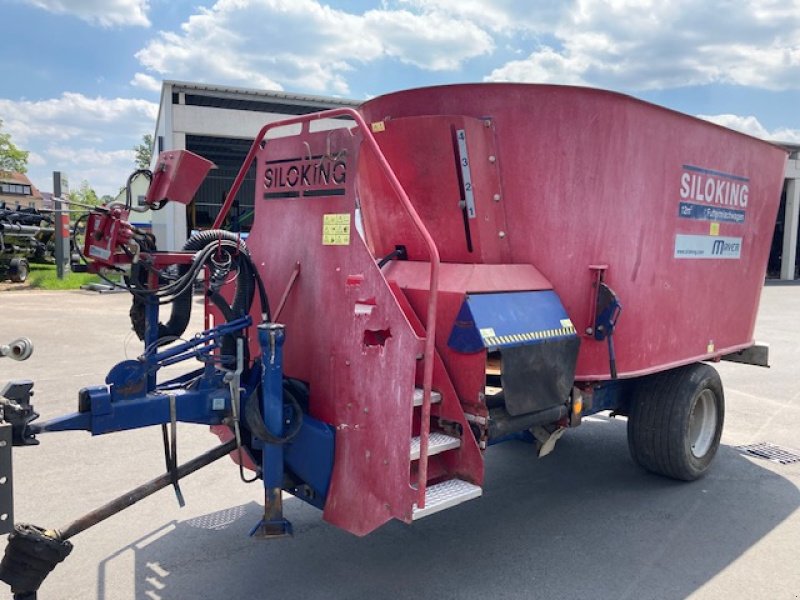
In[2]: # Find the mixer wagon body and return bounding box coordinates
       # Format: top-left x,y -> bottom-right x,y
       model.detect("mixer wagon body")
0,85 -> 789,597
233,83 -> 785,533
357,84 -> 786,380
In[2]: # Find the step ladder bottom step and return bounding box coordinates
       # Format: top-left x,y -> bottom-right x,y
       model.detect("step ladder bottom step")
413,387 -> 442,407
410,432 -> 461,460
412,479 -> 482,520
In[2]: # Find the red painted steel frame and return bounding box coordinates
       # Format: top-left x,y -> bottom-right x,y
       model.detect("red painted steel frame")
213,108 -> 441,509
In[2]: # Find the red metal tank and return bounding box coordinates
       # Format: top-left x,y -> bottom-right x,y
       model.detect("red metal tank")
358,84 -> 787,380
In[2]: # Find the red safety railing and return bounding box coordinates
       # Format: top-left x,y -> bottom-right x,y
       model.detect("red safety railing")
212,108 -> 441,509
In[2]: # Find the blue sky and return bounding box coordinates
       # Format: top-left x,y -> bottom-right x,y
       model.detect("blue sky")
1,0 -> 799,196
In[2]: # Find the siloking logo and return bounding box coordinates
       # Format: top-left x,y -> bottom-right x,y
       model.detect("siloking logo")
263,152 -> 347,200
677,164 -> 750,225
679,164 -> 749,208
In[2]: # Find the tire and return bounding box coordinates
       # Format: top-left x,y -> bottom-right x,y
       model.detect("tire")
9,258 -> 29,283
627,363 -> 724,481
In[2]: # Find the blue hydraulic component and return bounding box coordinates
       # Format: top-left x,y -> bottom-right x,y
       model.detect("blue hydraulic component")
31,316 -> 252,435
145,295 -> 160,390
448,290 -> 578,353
26,297 -> 335,523
284,415 -> 335,509
251,323 -> 293,538
586,381 -> 630,415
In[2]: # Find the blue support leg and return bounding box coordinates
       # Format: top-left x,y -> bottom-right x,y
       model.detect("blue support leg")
144,295 -> 159,391
251,323 -> 292,539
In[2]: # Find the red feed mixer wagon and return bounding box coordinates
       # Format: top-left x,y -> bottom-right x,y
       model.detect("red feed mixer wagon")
0,83 -> 787,598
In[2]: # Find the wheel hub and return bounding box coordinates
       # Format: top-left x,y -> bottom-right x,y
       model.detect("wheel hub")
689,389 -> 717,458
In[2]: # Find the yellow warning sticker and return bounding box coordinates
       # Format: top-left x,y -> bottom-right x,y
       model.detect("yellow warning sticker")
707,342 -> 715,353
322,213 -> 351,246
479,327 -> 496,338
710,222 -> 720,236
560,318 -> 573,329
371,121 -> 386,133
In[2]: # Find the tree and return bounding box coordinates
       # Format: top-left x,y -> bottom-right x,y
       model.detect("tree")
68,180 -> 100,210
134,134 -> 153,170
0,119 -> 29,175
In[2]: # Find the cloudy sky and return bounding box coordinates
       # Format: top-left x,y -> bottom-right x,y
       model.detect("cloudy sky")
2,0 -> 799,196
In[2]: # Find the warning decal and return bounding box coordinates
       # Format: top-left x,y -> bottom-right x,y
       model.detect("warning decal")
323,213 -> 351,246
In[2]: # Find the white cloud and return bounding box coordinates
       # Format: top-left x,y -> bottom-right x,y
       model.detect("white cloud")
698,114 -> 800,144
27,152 -> 46,167
131,72 -> 162,92
488,46 -> 589,85
397,0 -> 562,34
23,0 -> 151,27
135,0 -> 493,94
0,93 -> 158,195
485,0 -> 800,91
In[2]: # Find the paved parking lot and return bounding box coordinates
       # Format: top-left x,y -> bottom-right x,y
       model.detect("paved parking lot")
0,287 -> 798,600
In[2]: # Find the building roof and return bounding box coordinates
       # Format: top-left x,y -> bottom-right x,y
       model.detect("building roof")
153,80 -> 362,147
779,142 -> 800,158
165,80 -> 361,108
0,171 -> 42,198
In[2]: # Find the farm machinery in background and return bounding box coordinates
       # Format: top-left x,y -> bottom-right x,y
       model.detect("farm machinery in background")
0,83 -> 788,599
0,207 -> 55,283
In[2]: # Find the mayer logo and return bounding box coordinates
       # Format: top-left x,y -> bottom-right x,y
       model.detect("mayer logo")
711,239 -> 740,256
263,152 -> 347,199
675,234 -> 742,260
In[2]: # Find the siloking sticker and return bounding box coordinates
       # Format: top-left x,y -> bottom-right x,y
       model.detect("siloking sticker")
677,164 -> 748,224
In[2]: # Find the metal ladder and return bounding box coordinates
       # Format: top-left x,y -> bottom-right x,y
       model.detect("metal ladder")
410,387 -> 482,519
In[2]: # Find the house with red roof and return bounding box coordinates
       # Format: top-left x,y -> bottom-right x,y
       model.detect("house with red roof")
0,172 -> 44,210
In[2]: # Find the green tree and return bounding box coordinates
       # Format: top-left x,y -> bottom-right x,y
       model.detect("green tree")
68,180 -> 100,208
134,133 -> 153,170
0,119 -> 29,175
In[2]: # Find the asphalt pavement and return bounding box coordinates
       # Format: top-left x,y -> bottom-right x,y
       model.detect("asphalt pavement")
0,287 -> 798,600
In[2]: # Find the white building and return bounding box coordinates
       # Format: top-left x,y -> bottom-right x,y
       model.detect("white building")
151,80 -> 360,250
779,145 -> 800,280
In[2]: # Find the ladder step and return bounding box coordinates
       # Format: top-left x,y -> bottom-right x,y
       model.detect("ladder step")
410,432 -> 461,460
413,387 -> 442,407
412,479 -> 482,520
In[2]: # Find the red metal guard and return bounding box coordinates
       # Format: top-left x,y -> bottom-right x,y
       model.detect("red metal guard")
213,108 -> 441,508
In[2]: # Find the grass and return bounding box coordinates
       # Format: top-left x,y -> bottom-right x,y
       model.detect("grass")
27,263 -> 117,290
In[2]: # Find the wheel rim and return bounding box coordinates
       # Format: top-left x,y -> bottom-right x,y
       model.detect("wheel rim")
689,389 -> 718,458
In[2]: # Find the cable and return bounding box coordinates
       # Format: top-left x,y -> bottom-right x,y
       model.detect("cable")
244,380 -> 303,445
124,169 -> 153,211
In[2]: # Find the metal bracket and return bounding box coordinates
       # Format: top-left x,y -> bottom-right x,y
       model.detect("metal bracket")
721,342 -> 770,368
1,381 -> 39,446
587,266 -> 622,379
0,423 -> 13,534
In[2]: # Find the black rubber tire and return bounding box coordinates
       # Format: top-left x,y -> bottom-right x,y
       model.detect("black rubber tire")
9,258 -> 29,283
627,363 -> 724,481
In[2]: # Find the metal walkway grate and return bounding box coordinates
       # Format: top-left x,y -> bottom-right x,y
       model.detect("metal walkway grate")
737,442 -> 800,465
